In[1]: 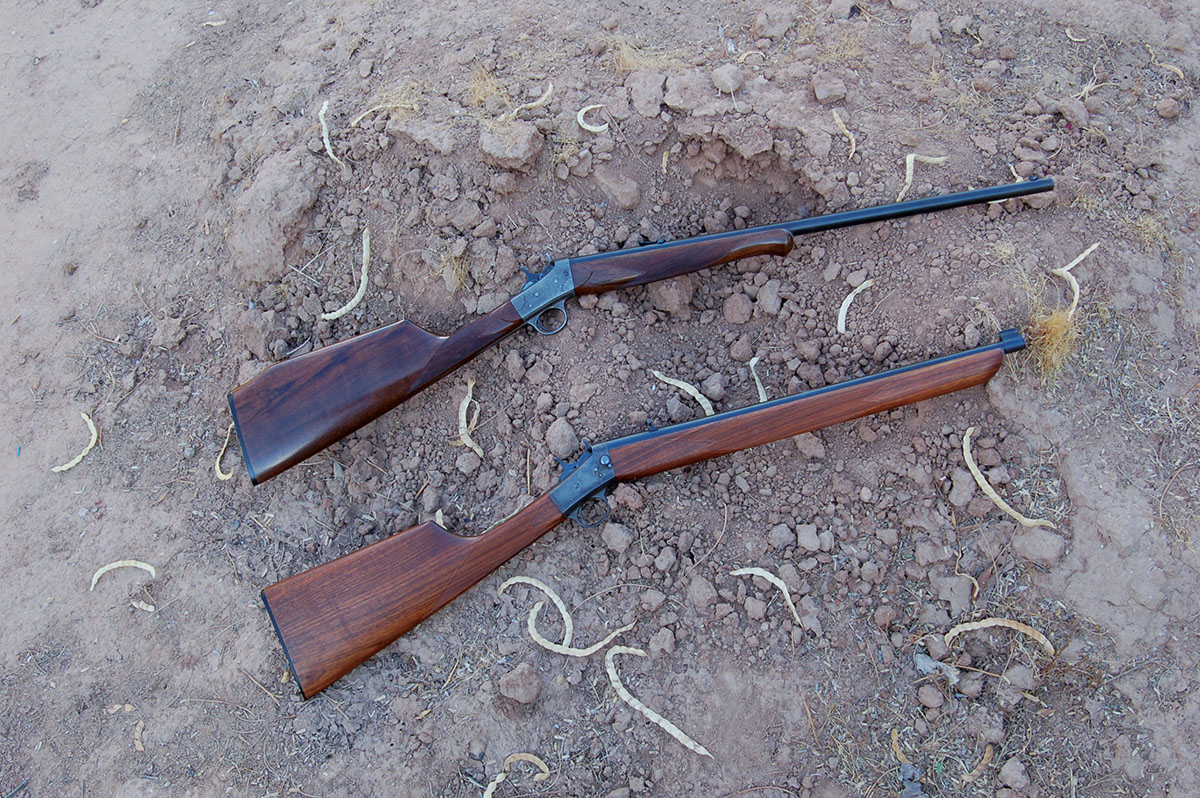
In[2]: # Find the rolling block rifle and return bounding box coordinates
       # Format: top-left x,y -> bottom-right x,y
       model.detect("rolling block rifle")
229,179 -> 1054,484
263,329 -> 1027,698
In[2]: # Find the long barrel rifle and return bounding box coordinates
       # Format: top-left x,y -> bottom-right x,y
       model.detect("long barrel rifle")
229,179 -> 1054,483
263,329 -> 1027,698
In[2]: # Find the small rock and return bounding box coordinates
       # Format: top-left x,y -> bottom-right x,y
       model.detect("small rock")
751,6 -> 795,38
811,72 -> 846,104
646,275 -> 694,314
640,588 -> 666,612
1022,190 -> 1057,210
456,450 -> 481,474
744,596 -> 767,620
908,11 -> 942,48
796,523 -> 820,553
999,757 -> 1030,790
793,432 -> 825,459
948,467 -> 976,507
874,605 -> 897,630
654,546 -> 677,571
701,372 -> 726,401
546,417 -> 578,459
828,0 -> 854,19
647,627 -> 676,656
687,575 -> 717,609
730,335 -> 754,362
601,522 -> 634,554
917,683 -> 944,709
593,165 -> 641,210
723,293 -> 753,324
768,523 -> 794,549
499,662 -> 541,704
1057,96 -> 1089,128
711,64 -> 745,94
1156,97 -> 1181,119
1002,663 -> 1036,691
757,279 -> 782,315
626,71 -> 666,118
479,121 -> 544,170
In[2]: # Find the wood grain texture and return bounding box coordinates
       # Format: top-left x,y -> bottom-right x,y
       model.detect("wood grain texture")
229,301 -> 525,483
570,228 -> 794,294
610,348 -> 1004,481
262,494 -> 565,698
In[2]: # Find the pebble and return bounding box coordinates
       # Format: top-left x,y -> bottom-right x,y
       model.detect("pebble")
593,165 -> 641,210
456,450 -> 481,474
917,683 -> 944,709
687,575 -> 717,609
768,523 -> 794,549
545,417 -> 579,459
796,523 -> 820,553
723,293 -> 753,324
478,121 -> 544,170
711,64 -> 745,94
999,757 -> 1030,790
947,467 -> 975,506
601,522 -> 634,554
499,662 -> 540,704
647,627 -> 676,656
744,596 -> 767,620
626,71 -> 665,118
646,276 -> 694,314
811,72 -> 846,104
1156,97 -> 1181,119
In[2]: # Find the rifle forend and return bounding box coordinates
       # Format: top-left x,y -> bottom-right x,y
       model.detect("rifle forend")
262,329 -> 1025,698
229,180 -> 1052,484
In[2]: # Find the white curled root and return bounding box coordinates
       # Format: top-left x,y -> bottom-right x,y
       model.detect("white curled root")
962,427 -> 1055,528
320,227 -> 370,321
453,377 -> 484,458
945,617 -> 1054,656
499,576 -> 573,646
319,100 -> 346,169
482,752 -> 550,797
652,370 -> 714,416
527,601 -> 634,657
896,153 -> 948,202
51,411 -> 99,472
576,103 -> 609,133
731,567 -> 802,625
605,646 -> 712,758
1051,242 -> 1098,319
90,560 -> 156,591
215,422 -> 236,481
836,278 -> 875,334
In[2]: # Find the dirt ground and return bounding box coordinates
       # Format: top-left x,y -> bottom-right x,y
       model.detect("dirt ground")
2,0 -> 1198,795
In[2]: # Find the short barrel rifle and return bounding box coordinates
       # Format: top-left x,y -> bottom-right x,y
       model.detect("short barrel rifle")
228,179 -> 1054,484
262,329 -> 1027,698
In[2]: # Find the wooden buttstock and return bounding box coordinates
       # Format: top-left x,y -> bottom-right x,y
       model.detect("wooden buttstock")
262,494 -> 565,698
610,347 -> 1005,481
570,228 -> 794,295
229,301 -> 525,484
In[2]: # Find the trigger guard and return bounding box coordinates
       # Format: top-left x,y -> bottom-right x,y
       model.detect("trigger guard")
531,301 -> 568,335
568,492 -> 611,528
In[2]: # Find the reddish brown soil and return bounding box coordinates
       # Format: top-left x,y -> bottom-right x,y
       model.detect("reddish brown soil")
2,1 -> 1197,796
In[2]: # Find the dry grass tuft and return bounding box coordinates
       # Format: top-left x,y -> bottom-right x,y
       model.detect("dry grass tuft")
467,67 -> 509,108
601,35 -> 682,73
350,81 -> 422,127
1128,213 -> 1178,258
1027,308 -> 1079,379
